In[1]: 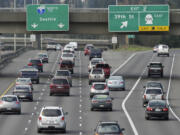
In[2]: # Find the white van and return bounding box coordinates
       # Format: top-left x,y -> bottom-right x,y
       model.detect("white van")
157,44 -> 169,57
69,42 -> 78,51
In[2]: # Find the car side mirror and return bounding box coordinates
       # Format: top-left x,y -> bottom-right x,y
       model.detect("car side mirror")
64,112 -> 68,115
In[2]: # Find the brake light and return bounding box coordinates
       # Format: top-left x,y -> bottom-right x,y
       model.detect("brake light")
61,116 -> 64,121
105,85 -> 108,89
16,101 -> 20,104
147,107 -> 153,111
106,100 -> 111,103
50,84 -> 55,89
38,63 -> 43,66
163,108 -> 168,111
92,100 -> 97,103
119,81 -> 123,84
28,63 -> 32,66
16,83 -> 19,85
91,85 -> 95,89
144,95 -> 146,100
39,117 -> 42,121
108,81 -> 112,84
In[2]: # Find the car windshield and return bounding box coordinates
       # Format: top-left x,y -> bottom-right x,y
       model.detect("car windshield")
162,45 -> 168,48
147,82 -> 162,88
150,63 -> 162,67
21,71 -> 37,75
92,70 -> 102,74
149,101 -> 166,107
53,79 -> 68,85
96,64 -> 109,68
42,109 -> 61,117
94,84 -> 106,90
91,61 -> 99,65
62,54 -> 73,57
97,124 -> 120,133
16,86 -> 30,90
17,79 -> 30,83
56,71 -> 69,76
30,60 -> 41,64
146,89 -> 162,94
38,54 -> 47,58
2,97 -> 17,102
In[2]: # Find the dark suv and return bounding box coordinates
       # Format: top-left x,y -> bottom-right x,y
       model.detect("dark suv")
19,68 -> 39,84
28,59 -> 43,72
89,49 -> 102,60
147,62 -> 164,77
59,60 -> 74,74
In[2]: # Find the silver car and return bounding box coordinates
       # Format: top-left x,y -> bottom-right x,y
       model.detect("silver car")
91,95 -> 113,111
54,70 -> 72,86
13,85 -> 33,102
90,82 -> 109,98
107,76 -> 125,91
16,77 -> 33,90
0,95 -> 21,114
142,87 -> 164,107
89,68 -> 105,85
60,53 -> 75,65
37,106 -> 68,133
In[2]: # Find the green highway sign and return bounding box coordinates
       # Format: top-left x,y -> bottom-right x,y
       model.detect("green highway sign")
108,5 -> 169,32
27,4 -> 69,31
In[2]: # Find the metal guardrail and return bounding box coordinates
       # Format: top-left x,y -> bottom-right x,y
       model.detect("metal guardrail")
0,47 -> 26,69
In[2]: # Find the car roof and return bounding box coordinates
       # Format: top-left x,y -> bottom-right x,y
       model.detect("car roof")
109,76 -> 123,80
17,77 -> 31,80
149,99 -> 166,103
20,68 -> 38,72
147,81 -> 161,83
42,106 -> 62,110
15,85 -> 31,88
92,82 -> 106,85
53,76 -> 68,79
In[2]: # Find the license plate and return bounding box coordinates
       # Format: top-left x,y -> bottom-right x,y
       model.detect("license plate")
7,108 -> 12,110
155,108 -> 161,112
58,86 -> 63,88
100,105 -> 104,107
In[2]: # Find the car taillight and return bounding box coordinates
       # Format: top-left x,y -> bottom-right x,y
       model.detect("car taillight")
38,63 -> 43,66
16,101 -> 20,104
120,133 -> 123,135
92,100 -> 97,103
28,63 -> 32,66
105,85 -> 108,89
50,84 -> 55,89
163,108 -> 168,111
144,95 -> 146,100
119,81 -> 123,84
147,107 -> 153,111
106,100 -> 111,103
91,85 -> 95,89
39,117 -> 42,121
108,81 -> 112,84
61,116 -> 64,121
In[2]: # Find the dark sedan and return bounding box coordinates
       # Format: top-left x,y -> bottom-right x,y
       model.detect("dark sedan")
145,100 -> 169,120
91,95 -> 113,111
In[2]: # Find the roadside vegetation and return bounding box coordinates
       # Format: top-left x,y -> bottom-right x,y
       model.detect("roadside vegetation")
114,45 -> 152,52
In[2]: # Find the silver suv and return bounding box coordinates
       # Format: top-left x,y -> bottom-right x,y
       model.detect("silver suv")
37,106 -> 68,133
142,87 -> 164,107
89,68 -> 105,85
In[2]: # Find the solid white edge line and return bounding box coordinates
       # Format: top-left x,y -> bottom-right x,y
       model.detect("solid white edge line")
111,53 -> 136,75
166,54 -> 180,122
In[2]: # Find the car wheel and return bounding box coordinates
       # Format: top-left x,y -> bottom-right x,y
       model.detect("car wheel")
30,98 -> 33,102
36,80 -> 39,84
37,128 -> 42,133
17,110 -> 21,114
109,108 -> 112,111
67,92 -> 70,96
71,70 -> 74,74
91,108 -> 94,111
161,73 -> 163,78
165,116 -> 169,120
122,87 -> 125,91
145,115 -> 149,120
49,93 -> 53,96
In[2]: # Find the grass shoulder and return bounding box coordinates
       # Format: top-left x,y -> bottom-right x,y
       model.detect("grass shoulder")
113,45 -> 152,52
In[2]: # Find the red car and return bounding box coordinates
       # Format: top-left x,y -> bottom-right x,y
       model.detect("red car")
96,63 -> 111,78
84,44 -> 94,56
49,77 -> 70,96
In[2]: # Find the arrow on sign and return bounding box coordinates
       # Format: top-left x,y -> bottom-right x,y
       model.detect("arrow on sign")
58,23 -> 64,28
120,21 -> 128,29
31,23 -> 38,29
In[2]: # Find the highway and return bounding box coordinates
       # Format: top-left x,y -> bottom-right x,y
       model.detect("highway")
0,49 -> 180,135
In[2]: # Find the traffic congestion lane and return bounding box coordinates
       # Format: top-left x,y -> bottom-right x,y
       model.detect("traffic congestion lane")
80,51 -> 154,135
125,51 -> 180,135
0,50 -> 61,135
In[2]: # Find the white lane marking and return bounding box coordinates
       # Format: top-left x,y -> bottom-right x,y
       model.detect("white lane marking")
25,127 -> 28,131
31,113 -> 34,116
51,51 -> 61,73
79,116 -> 82,120
42,89 -> 45,91
79,110 -> 82,113
79,123 -> 82,127
34,106 -> 37,110
121,53 -> 154,135
111,53 -> 136,75
36,102 -> 39,105
79,131 -> 82,135
28,120 -> 31,124
80,99 -> 82,102
166,54 -> 180,121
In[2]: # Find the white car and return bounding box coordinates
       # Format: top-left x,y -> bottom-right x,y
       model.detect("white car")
89,68 -> 105,85
157,44 -> 169,57
64,44 -> 75,52
60,53 -> 75,64
88,58 -> 105,72
37,106 -> 68,133
69,42 -> 78,50
46,42 -> 57,51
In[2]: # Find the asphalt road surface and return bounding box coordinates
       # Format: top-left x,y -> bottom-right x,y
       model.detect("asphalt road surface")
0,49 -> 180,135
